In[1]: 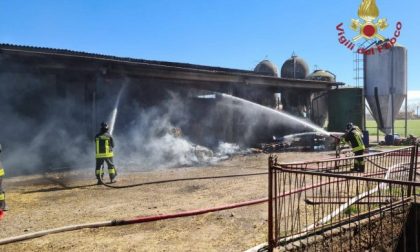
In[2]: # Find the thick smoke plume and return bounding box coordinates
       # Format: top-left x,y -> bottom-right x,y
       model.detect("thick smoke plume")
114,91 -> 246,171
0,72 -> 94,176
0,71 -> 313,176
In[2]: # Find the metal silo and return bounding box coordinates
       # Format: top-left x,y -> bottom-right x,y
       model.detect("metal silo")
281,54 -> 311,117
280,54 -> 309,79
364,45 -> 407,135
254,60 -> 279,77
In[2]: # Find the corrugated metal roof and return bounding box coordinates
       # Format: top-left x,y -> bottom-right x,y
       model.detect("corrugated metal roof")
0,43 -> 256,74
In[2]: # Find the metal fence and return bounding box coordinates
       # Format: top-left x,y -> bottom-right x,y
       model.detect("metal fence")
268,145 -> 419,251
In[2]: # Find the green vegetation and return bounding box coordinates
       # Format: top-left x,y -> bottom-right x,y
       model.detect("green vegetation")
365,119 -> 420,137
344,205 -> 359,215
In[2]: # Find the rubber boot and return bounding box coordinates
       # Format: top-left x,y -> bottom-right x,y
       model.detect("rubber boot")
0,191 -> 6,211
0,201 -> 7,211
109,167 -> 117,183
110,174 -> 117,183
96,175 -> 104,185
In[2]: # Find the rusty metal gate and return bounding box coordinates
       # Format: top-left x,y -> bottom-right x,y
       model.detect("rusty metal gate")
268,145 -> 419,251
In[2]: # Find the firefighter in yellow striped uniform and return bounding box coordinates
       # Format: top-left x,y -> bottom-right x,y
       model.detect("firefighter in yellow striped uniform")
0,144 -> 6,211
95,122 -> 117,184
341,123 -> 366,172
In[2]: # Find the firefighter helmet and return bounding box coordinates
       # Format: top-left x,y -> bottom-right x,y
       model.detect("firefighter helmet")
101,122 -> 109,131
346,122 -> 354,131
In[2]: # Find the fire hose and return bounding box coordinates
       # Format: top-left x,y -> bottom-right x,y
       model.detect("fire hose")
1,164 -> 403,246
0,179 -> 332,245
0,171 -> 267,245
97,170 -> 267,188
0,194 -> 269,245
0,172 -> 268,221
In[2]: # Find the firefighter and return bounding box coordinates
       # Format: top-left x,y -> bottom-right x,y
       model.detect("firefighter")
341,122 -> 366,172
95,122 -> 117,184
0,144 -> 6,212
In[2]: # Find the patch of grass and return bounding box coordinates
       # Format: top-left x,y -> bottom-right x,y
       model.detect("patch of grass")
389,187 -> 403,197
414,187 -> 420,196
365,120 -> 420,137
344,205 -> 359,215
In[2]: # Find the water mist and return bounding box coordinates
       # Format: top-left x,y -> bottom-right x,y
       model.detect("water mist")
220,93 -> 330,136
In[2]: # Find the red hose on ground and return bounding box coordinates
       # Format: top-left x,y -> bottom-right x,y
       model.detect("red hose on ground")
0,181 -> 329,245
121,197 -> 268,225
2,165 -> 411,244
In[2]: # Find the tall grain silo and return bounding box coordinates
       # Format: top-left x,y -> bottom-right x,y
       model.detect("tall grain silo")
280,54 -> 309,79
254,60 -> 279,77
364,45 -> 407,136
281,54 -> 311,117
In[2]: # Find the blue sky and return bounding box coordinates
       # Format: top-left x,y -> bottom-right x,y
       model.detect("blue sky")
0,0 -> 419,93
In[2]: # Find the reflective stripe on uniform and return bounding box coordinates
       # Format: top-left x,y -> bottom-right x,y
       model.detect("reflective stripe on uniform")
108,167 -> 116,174
105,139 -> 109,156
352,145 -> 365,152
352,132 -> 365,152
96,139 -> 100,156
96,169 -> 104,175
0,168 -> 4,177
0,193 -> 4,201
96,153 -> 114,158
95,137 -> 113,158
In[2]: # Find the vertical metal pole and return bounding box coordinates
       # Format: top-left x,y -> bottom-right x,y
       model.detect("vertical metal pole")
229,86 -> 236,143
391,48 -> 395,138
415,144 -> 418,182
92,91 -> 96,137
268,156 -> 274,252
407,146 -> 416,196
405,94 -> 408,138
391,87 -> 395,137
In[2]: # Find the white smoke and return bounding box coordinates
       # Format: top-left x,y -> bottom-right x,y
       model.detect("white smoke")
113,93 -> 250,171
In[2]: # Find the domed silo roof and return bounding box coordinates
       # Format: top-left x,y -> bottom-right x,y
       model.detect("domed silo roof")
280,54 -> 309,79
307,70 -> 336,82
254,60 -> 279,77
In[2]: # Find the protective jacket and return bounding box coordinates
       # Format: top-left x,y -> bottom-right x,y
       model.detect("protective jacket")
342,128 -> 365,152
0,159 -> 5,210
0,161 -> 4,178
95,132 -> 114,158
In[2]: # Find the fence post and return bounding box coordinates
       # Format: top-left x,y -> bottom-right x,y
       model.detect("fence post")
268,156 -> 274,252
415,144 -> 419,182
407,145 -> 417,196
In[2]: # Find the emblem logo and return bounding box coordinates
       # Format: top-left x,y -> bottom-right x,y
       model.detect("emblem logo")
336,0 -> 402,55
351,0 -> 388,42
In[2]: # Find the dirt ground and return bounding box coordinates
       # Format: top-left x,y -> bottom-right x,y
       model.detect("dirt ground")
0,151 -> 333,252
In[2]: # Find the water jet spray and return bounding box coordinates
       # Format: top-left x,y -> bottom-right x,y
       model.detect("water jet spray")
108,84 -> 127,135
219,93 -> 331,136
